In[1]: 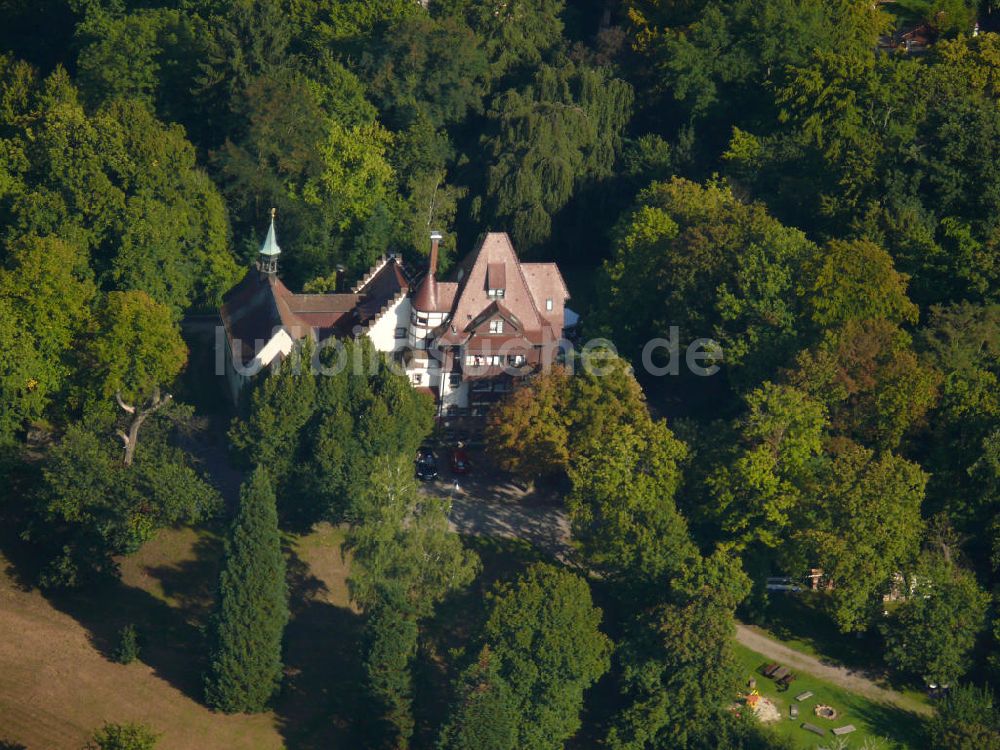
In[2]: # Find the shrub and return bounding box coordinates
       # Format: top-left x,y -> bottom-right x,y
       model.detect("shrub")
84,722 -> 159,750
113,624 -> 140,665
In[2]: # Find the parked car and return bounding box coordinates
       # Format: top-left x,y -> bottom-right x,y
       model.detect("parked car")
450,446 -> 471,475
415,447 -> 438,481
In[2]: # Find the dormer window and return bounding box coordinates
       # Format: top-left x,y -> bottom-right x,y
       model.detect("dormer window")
489,319 -> 504,334
487,263 -> 506,298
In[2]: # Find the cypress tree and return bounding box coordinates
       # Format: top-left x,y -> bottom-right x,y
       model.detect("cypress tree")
364,606 -> 419,746
204,467 -> 288,713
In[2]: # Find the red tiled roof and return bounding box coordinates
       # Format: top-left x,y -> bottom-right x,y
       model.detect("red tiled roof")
412,273 -> 438,312
221,256 -> 409,364
521,262 -> 569,332
220,271 -> 293,365
439,233 -> 545,345
353,257 -> 410,327
287,294 -> 360,313
437,282 -> 459,311
487,262 -> 506,290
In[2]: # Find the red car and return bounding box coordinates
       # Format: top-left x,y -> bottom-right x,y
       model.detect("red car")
450,447 -> 471,475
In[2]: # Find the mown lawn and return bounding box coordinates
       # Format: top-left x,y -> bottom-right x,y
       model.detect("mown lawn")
0,523 -> 363,750
733,643 -> 928,750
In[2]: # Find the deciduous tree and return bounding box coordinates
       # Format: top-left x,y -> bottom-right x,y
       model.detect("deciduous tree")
568,417 -> 692,586
480,563 -> 611,750
926,684 -> 1000,750
347,456 -> 479,746
788,440 -> 927,632
882,553 -> 989,685
594,178 -> 814,387
89,291 -> 187,404
608,551 -> 750,749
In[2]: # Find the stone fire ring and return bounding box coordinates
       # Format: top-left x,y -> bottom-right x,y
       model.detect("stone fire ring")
814,704 -> 838,720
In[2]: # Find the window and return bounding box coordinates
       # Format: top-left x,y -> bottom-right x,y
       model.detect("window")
395,327 -> 407,339
489,319 -> 504,334
466,354 -> 501,367
487,288 -> 505,299
545,298 -> 553,311
449,373 -> 461,386
411,373 -> 423,385
509,354 -> 526,366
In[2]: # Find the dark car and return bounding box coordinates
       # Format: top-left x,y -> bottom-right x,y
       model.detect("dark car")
450,447 -> 471,475
415,447 -> 438,481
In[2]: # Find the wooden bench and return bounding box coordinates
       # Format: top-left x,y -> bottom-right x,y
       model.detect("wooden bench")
795,691 -> 814,701
833,725 -> 857,736
801,722 -> 826,736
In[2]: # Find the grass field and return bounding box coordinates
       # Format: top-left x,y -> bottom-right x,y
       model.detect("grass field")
0,523 -> 363,750
733,644 -> 928,750
0,526 -> 545,750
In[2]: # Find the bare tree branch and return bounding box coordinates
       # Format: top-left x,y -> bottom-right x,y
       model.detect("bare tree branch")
115,388 -> 173,466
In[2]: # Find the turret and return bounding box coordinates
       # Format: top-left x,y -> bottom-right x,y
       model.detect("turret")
257,208 -> 281,276
409,231 -> 444,349
412,230 -> 442,313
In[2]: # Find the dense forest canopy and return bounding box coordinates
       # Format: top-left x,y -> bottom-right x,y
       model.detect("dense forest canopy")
1,0 -> 999,748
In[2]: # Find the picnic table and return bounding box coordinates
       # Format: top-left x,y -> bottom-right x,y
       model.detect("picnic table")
801,722 -> 825,736
795,691 -> 814,701
762,663 -> 780,677
833,725 -> 857,736
772,666 -> 791,681
789,705 -> 799,719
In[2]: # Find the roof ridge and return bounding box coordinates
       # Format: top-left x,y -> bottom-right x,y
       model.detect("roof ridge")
501,234 -> 543,329
352,255 -> 389,293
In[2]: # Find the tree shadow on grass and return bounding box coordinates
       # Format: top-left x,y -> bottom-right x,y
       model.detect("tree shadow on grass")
844,697 -> 929,748
272,544 -> 367,750
41,581 -> 208,701
140,531 -> 223,619
753,594 -> 883,671
0,522 -> 222,703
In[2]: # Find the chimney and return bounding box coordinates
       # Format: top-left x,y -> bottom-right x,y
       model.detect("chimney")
429,230 -> 442,277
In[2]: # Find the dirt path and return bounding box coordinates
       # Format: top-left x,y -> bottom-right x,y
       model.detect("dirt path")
735,623 -> 932,716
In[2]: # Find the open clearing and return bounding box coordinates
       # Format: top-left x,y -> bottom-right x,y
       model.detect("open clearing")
733,644 -> 928,749
0,524 -> 361,750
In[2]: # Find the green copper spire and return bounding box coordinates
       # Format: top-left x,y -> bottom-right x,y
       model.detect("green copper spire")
260,207 -> 281,257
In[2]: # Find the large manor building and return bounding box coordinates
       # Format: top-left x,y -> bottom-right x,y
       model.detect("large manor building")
219,214 -> 571,415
